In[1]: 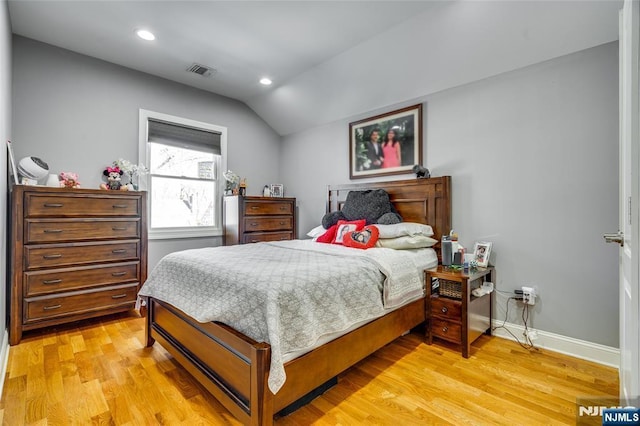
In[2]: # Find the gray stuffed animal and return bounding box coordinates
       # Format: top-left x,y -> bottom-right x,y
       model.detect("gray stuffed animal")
321,189 -> 402,228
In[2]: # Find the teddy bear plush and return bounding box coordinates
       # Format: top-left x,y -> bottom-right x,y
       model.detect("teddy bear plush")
59,172 -> 80,189
321,189 -> 402,228
100,166 -> 128,191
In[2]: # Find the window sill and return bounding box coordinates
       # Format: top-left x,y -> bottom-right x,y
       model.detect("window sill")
149,228 -> 223,240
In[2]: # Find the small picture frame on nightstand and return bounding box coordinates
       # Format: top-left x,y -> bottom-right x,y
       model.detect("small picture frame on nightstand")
473,241 -> 492,267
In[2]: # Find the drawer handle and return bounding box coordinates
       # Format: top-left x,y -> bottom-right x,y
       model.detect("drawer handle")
111,294 -> 127,299
251,206 -> 259,209
43,254 -> 62,259
112,249 -> 127,254
44,229 -> 63,234
111,271 -> 127,277
250,222 -> 258,226
279,221 -> 285,225
441,307 -> 448,314
112,226 -> 128,231
43,203 -> 63,208
112,204 -> 128,209
442,326 -> 448,333
43,304 -> 62,311
42,279 -> 62,285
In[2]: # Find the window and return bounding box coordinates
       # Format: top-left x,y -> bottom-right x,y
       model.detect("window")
139,110 -> 227,239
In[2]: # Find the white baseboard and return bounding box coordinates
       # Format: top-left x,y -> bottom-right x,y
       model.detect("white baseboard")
0,330 -> 9,400
492,320 -> 620,368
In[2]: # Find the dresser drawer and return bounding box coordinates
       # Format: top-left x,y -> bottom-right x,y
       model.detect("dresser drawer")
242,232 -> 294,244
25,241 -> 139,270
431,296 -> 462,320
26,194 -> 140,217
244,216 -> 293,232
24,283 -> 138,323
26,219 -> 140,243
431,318 -> 462,344
244,201 -> 293,216
25,262 -> 139,296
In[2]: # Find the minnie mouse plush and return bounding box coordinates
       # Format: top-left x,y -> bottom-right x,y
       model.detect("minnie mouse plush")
100,166 -> 127,191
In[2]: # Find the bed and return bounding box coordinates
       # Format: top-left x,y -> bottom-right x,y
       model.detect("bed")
141,176 -> 451,425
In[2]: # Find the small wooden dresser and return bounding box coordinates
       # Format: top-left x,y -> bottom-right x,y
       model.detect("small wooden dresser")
224,195 -> 296,245
9,186 -> 147,345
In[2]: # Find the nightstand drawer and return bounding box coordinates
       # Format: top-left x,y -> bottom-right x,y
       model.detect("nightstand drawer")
431,318 -> 462,344
244,201 -> 293,216
431,296 -> 462,320
24,283 -> 138,323
26,219 -> 140,243
26,194 -> 140,217
244,217 -> 293,232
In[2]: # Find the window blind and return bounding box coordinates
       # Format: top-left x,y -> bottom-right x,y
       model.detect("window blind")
148,119 -> 222,154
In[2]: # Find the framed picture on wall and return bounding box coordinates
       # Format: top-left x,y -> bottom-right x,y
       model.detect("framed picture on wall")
349,104 -> 423,179
270,184 -> 283,197
473,241 -> 492,268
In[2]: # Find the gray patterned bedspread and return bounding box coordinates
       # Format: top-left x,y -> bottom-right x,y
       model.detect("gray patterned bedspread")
138,240 -> 435,393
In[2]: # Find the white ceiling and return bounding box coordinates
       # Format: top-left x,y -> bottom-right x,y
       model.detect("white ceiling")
8,1 -> 622,135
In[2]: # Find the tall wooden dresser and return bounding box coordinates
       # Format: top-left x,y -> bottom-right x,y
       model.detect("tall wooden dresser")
9,186 -> 147,345
224,195 -> 296,245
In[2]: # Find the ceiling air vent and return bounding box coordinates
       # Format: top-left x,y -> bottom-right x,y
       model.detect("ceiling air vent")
187,63 -> 216,78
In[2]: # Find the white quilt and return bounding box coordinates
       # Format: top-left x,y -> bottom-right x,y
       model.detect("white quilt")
138,240 -> 436,393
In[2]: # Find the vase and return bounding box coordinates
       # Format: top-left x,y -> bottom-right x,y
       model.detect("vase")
128,172 -> 139,191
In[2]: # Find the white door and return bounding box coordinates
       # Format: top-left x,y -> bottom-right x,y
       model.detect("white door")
614,0 -> 640,402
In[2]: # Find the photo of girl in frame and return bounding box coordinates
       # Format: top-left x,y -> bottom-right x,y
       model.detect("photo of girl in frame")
473,241 -> 492,268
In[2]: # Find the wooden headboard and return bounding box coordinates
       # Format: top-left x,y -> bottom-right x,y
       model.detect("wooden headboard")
327,176 -> 452,244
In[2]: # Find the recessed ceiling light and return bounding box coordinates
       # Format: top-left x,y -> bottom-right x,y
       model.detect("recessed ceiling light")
136,29 -> 156,41
259,77 -> 272,86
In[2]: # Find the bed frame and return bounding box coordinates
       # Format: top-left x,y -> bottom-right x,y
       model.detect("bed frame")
144,176 -> 451,425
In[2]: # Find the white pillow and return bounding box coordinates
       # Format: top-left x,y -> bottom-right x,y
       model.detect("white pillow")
375,222 -> 434,239
376,235 -> 438,249
306,225 -> 326,238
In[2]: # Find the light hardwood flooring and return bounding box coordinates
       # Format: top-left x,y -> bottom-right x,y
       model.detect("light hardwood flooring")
0,311 -> 618,425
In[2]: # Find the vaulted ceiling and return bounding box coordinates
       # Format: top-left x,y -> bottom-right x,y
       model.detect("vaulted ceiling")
9,1 -> 622,135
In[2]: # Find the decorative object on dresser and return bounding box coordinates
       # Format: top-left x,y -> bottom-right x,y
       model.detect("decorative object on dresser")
224,195 -> 296,245
6,140 -> 19,185
269,184 -> 284,197
9,185 -> 148,345
59,172 -> 81,189
425,265 -> 495,358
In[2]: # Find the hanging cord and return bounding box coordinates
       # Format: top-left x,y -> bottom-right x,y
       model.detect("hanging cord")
492,293 -> 538,351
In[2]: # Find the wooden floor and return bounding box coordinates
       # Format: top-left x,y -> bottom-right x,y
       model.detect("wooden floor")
0,311 -> 618,425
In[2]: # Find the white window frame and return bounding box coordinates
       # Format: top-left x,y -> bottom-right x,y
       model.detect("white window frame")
139,109 -> 228,240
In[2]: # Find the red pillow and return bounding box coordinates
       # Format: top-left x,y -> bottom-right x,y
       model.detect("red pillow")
343,225 -> 380,249
316,224 -> 338,243
333,219 -> 366,245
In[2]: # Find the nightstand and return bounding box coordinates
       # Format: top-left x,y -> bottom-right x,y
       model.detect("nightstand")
425,265 -> 495,358
223,196 -> 296,245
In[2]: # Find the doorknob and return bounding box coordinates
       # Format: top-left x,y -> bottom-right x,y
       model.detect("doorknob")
603,231 -> 624,246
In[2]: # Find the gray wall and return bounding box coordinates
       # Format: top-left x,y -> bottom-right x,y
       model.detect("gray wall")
12,36 -> 282,269
281,42 -> 619,347
0,0 -> 10,346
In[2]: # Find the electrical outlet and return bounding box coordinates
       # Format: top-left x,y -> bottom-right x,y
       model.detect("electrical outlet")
522,286 -> 536,305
